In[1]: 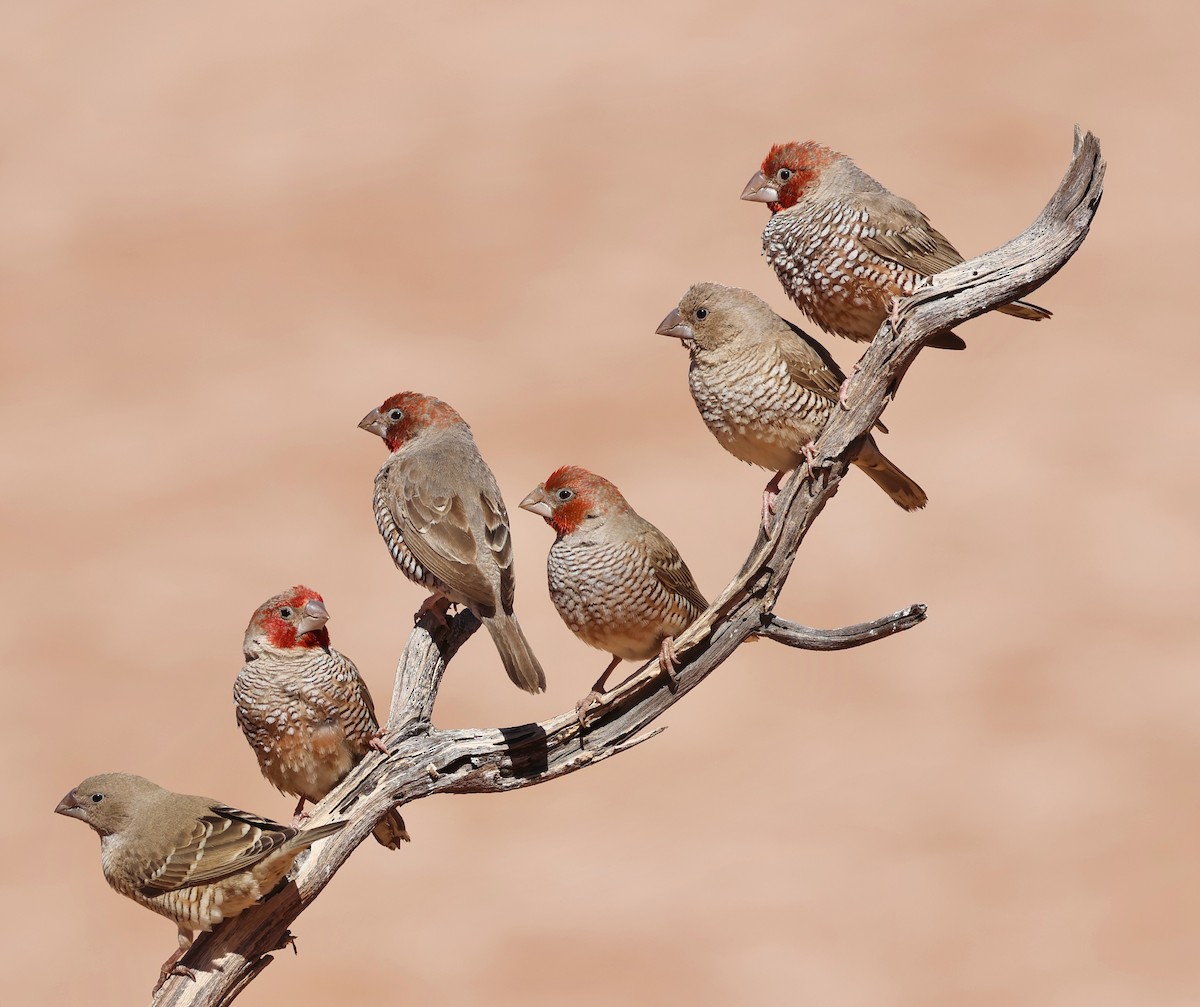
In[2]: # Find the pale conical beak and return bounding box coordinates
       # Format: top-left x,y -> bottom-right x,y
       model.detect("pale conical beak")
519,487 -> 553,520
656,307 -> 694,341
358,408 -> 386,437
55,790 -> 85,820
740,170 -> 778,203
296,598 -> 330,636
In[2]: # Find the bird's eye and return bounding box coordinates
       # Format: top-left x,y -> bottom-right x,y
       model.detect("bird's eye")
388,409 -> 403,422
555,488 -> 574,502
279,607 -> 293,619
778,168 -> 792,181
90,793 -> 104,803
695,307 -> 708,320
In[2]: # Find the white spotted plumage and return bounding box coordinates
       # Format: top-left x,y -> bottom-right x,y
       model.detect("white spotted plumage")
235,588 -> 409,849
747,140 -> 1049,348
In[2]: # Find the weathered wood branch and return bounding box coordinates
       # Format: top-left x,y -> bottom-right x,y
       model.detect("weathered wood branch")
151,127 -> 1104,1007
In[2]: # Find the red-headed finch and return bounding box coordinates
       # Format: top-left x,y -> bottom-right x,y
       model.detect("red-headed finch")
236,586 -> 409,849
520,466 -> 707,722
657,282 -> 927,526
55,772 -> 345,990
359,392 -> 545,694
742,140 -> 1050,349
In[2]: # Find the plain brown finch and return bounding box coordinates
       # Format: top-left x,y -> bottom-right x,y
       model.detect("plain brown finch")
55,772 -> 344,990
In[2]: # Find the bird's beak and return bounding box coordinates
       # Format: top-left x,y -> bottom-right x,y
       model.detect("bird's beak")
296,598 -> 330,636
55,790 -> 85,820
740,170 -> 778,203
656,308 -> 694,341
518,486 -> 553,520
358,408 -> 386,437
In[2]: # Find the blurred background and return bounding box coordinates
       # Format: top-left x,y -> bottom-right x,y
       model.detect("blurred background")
5,2 -> 1196,1004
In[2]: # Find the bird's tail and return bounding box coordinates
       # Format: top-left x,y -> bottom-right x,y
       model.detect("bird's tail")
284,818 -> 347,853
372,808 -> 410,850
996,299 -> 1052,321
483,613 -> 546,694
854,436 -> 928,512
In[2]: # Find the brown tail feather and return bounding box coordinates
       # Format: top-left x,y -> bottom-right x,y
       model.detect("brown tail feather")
372,808 -> 410,850
996,299 -> 1052,321
853,436 -> 928,512
483,613 -> 546,694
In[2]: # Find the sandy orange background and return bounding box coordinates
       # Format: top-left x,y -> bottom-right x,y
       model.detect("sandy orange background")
6,2 -> 1196,1004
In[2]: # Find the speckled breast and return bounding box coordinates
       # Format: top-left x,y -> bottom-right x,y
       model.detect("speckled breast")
763,201 -> 917,341
688,348 -> 828,472
547,537 -> 690,661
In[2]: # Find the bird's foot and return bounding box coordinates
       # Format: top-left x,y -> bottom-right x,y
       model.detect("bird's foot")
368,731 -> 390,754
578,656 -> 623,727
154,950 -> 197,993
760,493 -> 775,533
761,471 -> 786,533
838,362 -> 861,410
658,637 -> 682,693
413,594 -> 452,628
289,795 -> 311,828
575,690 -> 606,729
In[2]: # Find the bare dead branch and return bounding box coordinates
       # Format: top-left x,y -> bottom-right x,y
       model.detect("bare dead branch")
151,127 -> 1104,1007
760,604 -> 928,651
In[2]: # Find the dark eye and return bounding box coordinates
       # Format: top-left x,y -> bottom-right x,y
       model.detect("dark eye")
555,488 -> 574,502
387,408 -> 403,422
279,607 -> 293,619
695,307 -> 708,320
90,793 -> 104,803
778,168 -> 792,181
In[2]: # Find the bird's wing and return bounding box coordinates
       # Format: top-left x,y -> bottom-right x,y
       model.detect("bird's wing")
643,526 -> 708,616
138,806 -> 296,894
856,190 -> 965,277
778,319 -> 887,433
388,453 -> 497,609
779,318 -> 847,398
478,488 -> 516,612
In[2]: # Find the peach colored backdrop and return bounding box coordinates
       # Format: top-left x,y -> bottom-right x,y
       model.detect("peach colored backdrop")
7,2 -> 1195,1004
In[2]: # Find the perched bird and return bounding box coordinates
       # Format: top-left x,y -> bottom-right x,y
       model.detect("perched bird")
359,392 -> 545,694
236,586 -> 409,850
55,772 -> 345,990
520,466 -> 707,722
657,282 -> 927,525
741,140 -> 1050,350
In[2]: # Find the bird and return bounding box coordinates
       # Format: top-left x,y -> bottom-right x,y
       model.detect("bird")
55,772 -> 345,991
657,282 -> 927,527
359,391 -> 545,694
236,586 -> 409,849
519,465 -> 707,723
741,140 -> 1050,350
